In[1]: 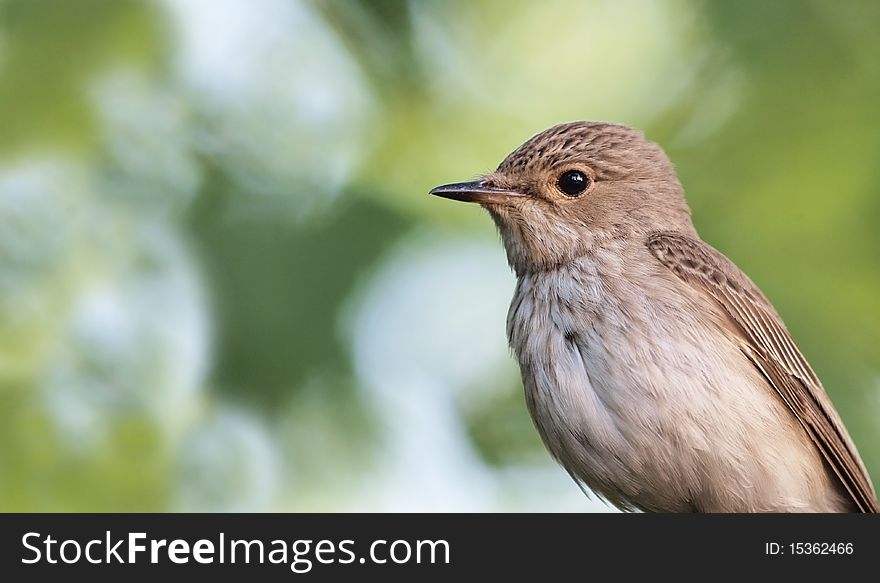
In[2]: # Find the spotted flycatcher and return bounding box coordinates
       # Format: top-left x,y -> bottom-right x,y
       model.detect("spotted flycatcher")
430,121 -> 877,512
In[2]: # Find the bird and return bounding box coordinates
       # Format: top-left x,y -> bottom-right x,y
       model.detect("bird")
429,121 -> 878,513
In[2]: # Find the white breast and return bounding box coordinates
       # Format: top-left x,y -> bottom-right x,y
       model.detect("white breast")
506,239 -> 845,512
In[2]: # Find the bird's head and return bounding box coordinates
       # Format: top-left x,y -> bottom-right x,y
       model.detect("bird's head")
431,121 -> 695,274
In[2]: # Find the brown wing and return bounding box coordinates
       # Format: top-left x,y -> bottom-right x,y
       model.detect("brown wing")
647,232 -> 878,513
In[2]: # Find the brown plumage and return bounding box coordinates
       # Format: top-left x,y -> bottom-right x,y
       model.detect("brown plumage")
649,232 -> 879,512
431,121 -> 878,512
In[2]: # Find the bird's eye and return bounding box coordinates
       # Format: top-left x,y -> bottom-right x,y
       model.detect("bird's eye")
557,170 -> 590,197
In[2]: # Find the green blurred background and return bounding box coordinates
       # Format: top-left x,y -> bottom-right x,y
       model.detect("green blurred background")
1,0 -> 878,511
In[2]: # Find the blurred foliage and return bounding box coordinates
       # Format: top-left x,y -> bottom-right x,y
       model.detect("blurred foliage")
0,0 -> 164,156
188,176 -> 407,406
0,0 -> 878,511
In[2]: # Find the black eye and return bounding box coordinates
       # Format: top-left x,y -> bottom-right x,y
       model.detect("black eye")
557,170 -> 590,197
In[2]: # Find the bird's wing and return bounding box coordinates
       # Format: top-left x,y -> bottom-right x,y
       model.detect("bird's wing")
647,231 -> 878,513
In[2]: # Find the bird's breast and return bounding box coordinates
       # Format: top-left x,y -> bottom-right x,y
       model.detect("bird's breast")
506,242 -> 836,511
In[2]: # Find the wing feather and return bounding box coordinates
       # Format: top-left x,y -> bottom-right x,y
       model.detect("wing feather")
647,232 -> 878,513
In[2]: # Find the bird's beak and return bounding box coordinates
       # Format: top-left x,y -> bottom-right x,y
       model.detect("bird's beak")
429,180 -> 526,205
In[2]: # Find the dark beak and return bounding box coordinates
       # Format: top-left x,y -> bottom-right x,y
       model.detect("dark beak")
429,180 -> 525,205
